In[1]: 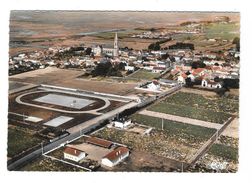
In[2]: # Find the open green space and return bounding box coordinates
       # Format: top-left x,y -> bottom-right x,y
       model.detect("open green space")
204,22 -> 239,40
164,92 -> 239,114
8,126 -> 43,157
128,69 -> 160,81
208,143 -> 238,162
131,114 -> 216,143
20,157 -> 85,171
148,92 -> 235,123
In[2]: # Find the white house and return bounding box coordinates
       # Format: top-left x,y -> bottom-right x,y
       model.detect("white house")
201,79 -> 222,89
101,147 -> 130,168
125,66 -> 135,72
177,73 -> 187,84
64,147 -> 86,162
114,119 -> 132,129
152,66 -> 166,73
147,81 -> 161,91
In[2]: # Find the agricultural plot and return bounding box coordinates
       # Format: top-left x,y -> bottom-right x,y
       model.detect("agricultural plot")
20,157 -> 85,171
131,114 -> 216,144
93,122 -> 214,162
8,126 -> 44,158
128,69 -> 161,81
190,142 -> 239,173
204,22 -> 240,40
148,91 -> 236,124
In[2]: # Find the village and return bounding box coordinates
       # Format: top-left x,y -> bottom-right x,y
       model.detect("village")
8,13 -> 240,172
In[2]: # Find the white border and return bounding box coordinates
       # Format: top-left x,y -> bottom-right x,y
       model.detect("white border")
1,0 -> 251,183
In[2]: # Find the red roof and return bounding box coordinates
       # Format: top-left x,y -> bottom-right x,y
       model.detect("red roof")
86,137 -> 113,148
152,80 -> 159,85
181,73 -> 187,79
103,146 -> 129,162
193,68 -> 205,74
153,67 -> 166,70
64,147 -> 84,157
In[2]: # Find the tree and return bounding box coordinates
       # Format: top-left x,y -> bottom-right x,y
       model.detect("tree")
185,77 -> 194,87
232,37 -> 240,51
85,47 -> 92,55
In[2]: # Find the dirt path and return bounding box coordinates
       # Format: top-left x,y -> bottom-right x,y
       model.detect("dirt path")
221,117 -> 239,138
139,110 -> 223,129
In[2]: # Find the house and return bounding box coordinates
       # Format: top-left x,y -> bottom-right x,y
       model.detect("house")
152,66 -> 166,73
101,146 -> 130,168
147,80 -> 161,91
177,73 -> 187,84
201,79 -> 222,89
125,66 -> 135,72
64,147 -> 86,162
114,119 -> 132,129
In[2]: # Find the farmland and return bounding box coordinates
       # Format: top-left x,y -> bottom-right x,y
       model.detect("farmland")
131,114 -> 216,144
208,143 -> 238,162
8,126 -> 44,158
148,92 -> 236,123
20,157 -> 85,171
94,122 -> 214,162
204,22 -> 240,40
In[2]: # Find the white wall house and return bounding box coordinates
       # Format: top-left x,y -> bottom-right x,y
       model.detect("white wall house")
201,79 -> 222,88
147,81 -> 161,91
177,75 -> 186,84
101,147 -> 129,168
114,119 -> 132,129
125,66 -> 135,72
64,147 -> 86,162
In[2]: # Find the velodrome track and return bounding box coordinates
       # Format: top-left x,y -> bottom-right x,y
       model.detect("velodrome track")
15,90 -> 111,115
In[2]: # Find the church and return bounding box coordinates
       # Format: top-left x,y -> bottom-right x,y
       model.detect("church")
93,32 -> 119,58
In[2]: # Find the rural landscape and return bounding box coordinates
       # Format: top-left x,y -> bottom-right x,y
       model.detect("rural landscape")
8,11 -> 239,172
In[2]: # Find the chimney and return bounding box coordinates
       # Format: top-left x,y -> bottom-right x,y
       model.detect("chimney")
75,150 -> 77,154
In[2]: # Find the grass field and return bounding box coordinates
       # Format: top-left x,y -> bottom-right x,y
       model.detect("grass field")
148,92 -> 235,123
94,125 -> 211,162
164,92 -> 239,114
131,114 -> 216,143
208,143 -> 239,162
20,157 -> 85,171
128,69 -> 161,81
204,22 -> 240,40
8,126 -> 43,157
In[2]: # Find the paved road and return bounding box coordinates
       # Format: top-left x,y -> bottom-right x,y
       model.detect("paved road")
139,110 -> 223,129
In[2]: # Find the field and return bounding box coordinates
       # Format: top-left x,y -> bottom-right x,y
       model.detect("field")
9,67 -> 137,95
131,114 -> 216,143
8,126 -> 44,158
93,123 -> 214,162
128,69 -> 161,81
20,157 -> 85,171
204,22 -> 240,40
148,92 -> 236,123
208,143 -> 238,162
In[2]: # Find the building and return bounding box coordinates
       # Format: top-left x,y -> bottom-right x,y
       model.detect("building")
86,136 -> 113,148
63,147 -> 86,162
113,32 -> 119,57
201,79 -> 222,89
101,147 -> 130,168
114,119 -> 132,129
147,80 -> 161,91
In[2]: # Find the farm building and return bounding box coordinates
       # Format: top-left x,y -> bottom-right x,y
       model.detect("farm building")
101,146 -> 130,168
86,137 -> 113,148
63,147 -> 86,162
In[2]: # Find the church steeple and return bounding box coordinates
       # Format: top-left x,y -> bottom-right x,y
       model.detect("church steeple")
113,32 -> 119,57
